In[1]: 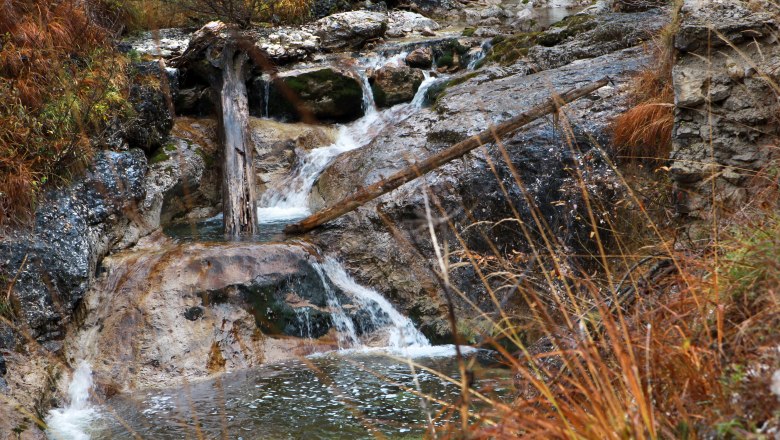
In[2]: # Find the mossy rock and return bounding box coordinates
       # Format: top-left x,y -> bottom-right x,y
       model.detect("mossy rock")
265,68 -> 364,123
149,149 -> 170,165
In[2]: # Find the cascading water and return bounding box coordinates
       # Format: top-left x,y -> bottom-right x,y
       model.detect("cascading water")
318,257 -> 431,351
256,54 -> 440,224
467,40 -> 492,70
46,362 -> 98,440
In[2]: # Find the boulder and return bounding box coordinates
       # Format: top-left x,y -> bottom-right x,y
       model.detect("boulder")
124,61 -> 175,153
406,47 -> 434,68
312,11 -> 388,51
64,238 -> 359,390
370,64 -> 426,107
266,68 -> 365,122
386,11 -> 441,38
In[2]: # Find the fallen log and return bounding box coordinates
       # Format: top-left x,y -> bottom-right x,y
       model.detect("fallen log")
284,77 -> 610,234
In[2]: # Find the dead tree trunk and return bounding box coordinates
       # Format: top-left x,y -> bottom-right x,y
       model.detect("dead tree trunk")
220,44 -> 257,236
284,78 -> 610,234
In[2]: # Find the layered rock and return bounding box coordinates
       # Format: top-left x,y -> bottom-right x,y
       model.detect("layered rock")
670,0 -> 780,217
406,47 -> 434,68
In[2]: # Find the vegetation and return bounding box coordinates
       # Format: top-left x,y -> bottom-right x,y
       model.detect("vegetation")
0,0 -> 133,226
610,2 -> 680,166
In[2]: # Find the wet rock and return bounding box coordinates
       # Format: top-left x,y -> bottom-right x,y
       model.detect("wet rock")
527,10 -> 665,70
311,47 -> 647,339
184,306 -> 204,321
312,10 -> 388,51
370,64 -> 425,107
266,68 -> 365,122
124,62 -> 175,154
386,11 -> 441,38
64,237 -> 352,390
0,150 -> 148,343
141,118 -> 222,225
406,47 -> 434,68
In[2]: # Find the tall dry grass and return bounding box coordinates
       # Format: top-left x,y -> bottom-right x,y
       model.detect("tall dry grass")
0,0 -> 131,227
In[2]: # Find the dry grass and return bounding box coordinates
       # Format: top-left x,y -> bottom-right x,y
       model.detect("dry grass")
0,0 -> 132,226
610,1 -> 680,166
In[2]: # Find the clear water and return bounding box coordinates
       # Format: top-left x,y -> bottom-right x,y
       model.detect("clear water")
163,213 -> 289,243
86,351 -> 510,439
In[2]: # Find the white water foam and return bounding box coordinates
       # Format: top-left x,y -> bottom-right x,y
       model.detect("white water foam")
46,362 -> 98,440
257,58 -> 440,225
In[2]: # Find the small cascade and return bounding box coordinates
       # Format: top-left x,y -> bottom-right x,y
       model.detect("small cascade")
319,257 -> 430,351
312,261 -> 361,348
257,56 -> 438,225
467,40 -> 492,70
263,77 -> 271,118
46,362 -> 98,440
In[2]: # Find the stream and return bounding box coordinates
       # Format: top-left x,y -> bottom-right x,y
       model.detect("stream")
45,48 -> 513,440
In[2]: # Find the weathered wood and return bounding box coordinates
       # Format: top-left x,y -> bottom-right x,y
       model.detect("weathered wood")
284,78 -> 610,234
220,44 -> 258,236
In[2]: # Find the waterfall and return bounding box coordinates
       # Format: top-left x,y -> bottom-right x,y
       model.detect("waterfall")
263,77 -> 271,118
467,40 -> 492,70
313,261 -> 361,349
257,57 -> 439,224
46,362 -> 98,440
320,257 -> 430,350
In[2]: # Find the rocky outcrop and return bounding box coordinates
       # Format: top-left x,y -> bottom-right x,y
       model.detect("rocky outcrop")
370,64 -> 425,107
310,46 -> 648,338
527,10 -> 666,70
143,118 -> 222,225
65,236 -> 365,390
670,0 -> 780,217
312,11 -> 388,51
123,62 -> 175,154
0,150 -> 148,346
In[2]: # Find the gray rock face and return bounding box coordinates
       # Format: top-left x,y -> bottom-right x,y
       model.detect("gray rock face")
386,11 -> 441,38
312,11 -> 388,51
0,150 -> 148,343
670,0 -> 780,217
527,10 -> 666,71
124,62 -> 175,153
370,64 -> 425,107
311,47 -> 648,338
